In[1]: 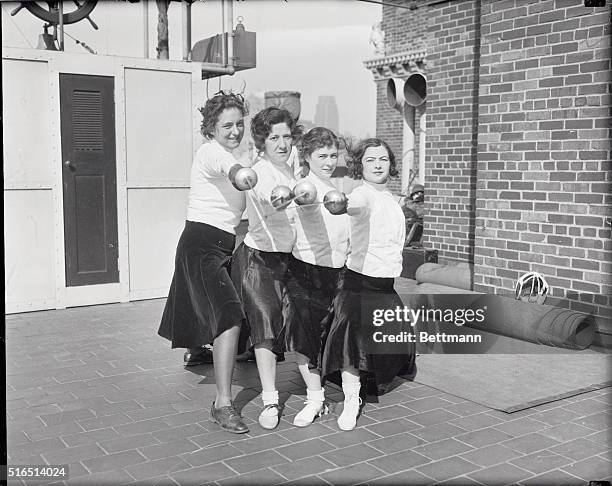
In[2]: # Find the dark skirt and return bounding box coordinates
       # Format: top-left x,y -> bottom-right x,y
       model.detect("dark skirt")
284,256 -> 343,368
231,242 -> 290,354
158,221 -> 245,348
321,269 -> 416,394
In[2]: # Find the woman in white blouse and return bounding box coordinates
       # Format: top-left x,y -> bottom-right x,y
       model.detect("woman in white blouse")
158,92 -> 257,434
231,107 -> 303,430
321,138 -> 416,431
284,127 -> 350,427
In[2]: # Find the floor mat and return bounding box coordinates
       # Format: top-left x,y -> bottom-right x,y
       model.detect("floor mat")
413,349 -> 611,412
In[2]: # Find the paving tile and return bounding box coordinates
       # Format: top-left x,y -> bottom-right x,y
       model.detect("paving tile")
278,423 -> 336,442
415,456 -> 481,482
366,431 -> 426,453
458,443 -> 524,468
362,404 -> 413,421
324,443 -> 383,468
230,433 -> 292,455
278,475 -> 332,486
82,449 -> 147,474
125,404 -> 178,422
320,462 -> 386,486
139,438 -> 201,461
114,418 -> 171,437
8,438 -> 67,462
151,423 -> 208,443
571,410 -> 612,430
409,409 -> 463,428
468,462 -> 534,485
441,401 -> 491,417
64,469 -> 134,485
181,443 -> 244,467
225,449 -> 290,474
560,456 -> 612,481
119,474 -> 181,486
550,437 -> 611,462
170,462 -> 237,485
60,427 -> 120,447
276,438 -> 337,461
39,409 -> 97,427
448,412 -> 504,432
519,468 -> 585,486
78,412 -> 134,431
435,476 -> 487,486
529,407 -> 583,426
454,427 -> 514,448
508,449 -> 574,475
360,469 -> 434,486
539,422 -> 595,442
585,429 -> 611,445
401,385 -> 442,399
365,418 -> 422,437
124,456 -> 191,481
367,449 -> 431,474
491,417 -> 549,437
189,430 -> 235,449
501,433 -> 562,454
401,396 -> 455,413
409,423 -> 467,443
161,410 -> 210,427
217,467 -> 287,486
41,443 -> 106,465
562,398 -> 610,415
99,433 -> 160,454
271,456 -> 336,481
413,438 -> 475,461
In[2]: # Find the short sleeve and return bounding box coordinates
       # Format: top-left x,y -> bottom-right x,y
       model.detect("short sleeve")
198,142 -> 238,178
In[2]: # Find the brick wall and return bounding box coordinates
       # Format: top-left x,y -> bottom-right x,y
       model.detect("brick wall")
374,0 -> 612,328
474,0 -> 612,320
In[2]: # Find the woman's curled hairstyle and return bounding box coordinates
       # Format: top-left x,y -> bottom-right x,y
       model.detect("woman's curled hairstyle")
346,137 -> 398,180
297,127 -> 340,169
250,107 -> 303,152
199,91 -> 248,139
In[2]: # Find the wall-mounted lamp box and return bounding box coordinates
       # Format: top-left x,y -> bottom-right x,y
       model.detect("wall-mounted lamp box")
191,27 -> 256,78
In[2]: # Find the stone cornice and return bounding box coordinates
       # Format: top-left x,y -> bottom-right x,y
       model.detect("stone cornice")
363,51 -> 427,80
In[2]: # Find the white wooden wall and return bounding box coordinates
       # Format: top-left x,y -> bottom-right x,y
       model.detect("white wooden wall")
3,48 -> 201,313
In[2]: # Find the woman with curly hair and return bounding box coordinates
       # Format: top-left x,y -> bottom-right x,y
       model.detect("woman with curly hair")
231,106 -> 303,430
320,137 -> 416,431
158,92 -> 257,434
283,127 -> 350,427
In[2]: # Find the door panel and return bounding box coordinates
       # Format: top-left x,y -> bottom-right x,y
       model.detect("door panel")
60,74 -> 118,286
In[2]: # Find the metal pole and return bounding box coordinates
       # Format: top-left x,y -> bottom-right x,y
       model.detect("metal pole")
58,1 -> 64,51
182,0 -> 191,61
227,0 -> 234,68
143,0 -> 149,58
220,0 -> 227,66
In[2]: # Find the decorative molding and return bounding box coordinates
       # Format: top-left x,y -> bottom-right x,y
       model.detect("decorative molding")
363,51 -> 427,80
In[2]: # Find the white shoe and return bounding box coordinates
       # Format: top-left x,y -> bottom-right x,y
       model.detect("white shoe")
258,403 -> 281,430
293,392 -> 328,427
337,391 -> 362,431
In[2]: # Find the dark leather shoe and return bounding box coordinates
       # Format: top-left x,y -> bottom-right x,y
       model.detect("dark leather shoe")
184,347 -> 213,366
210,402 -> 249,434
235,348 -> 256,362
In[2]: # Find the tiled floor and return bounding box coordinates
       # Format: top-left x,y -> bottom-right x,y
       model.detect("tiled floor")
5,296 -> 612,486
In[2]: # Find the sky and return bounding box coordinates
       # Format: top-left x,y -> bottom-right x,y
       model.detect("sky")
1,0 -> 382,137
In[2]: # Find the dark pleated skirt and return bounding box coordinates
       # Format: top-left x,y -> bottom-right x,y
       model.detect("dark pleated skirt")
158,221 -> 245,348
284,256 -> 343,368
231,242 -> 290,354
321,269 -> 416,394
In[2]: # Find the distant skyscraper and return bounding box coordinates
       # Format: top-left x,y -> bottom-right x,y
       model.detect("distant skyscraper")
314,95 -> 339,134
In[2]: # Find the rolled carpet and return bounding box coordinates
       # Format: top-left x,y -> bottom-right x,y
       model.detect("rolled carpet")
415,262 -> 472,291
467,294 -> 596,350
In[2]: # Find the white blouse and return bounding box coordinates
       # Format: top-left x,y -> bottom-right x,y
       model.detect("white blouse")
346,181 -> 406,278
292,173 -> 350,268
243,158 -> 297,253
186,140 -> 247,235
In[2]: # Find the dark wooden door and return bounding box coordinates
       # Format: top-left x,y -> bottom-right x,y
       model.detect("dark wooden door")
60,74 -> 118,286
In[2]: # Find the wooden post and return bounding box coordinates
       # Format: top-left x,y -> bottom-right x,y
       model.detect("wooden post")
156,0 -> 169,60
